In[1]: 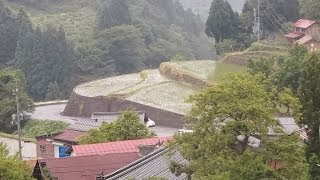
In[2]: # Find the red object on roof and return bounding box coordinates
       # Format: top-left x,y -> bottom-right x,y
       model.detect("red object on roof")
52,129 -> 87,143
295,35 -> 315,44
37,153 -> 140,180
293,19 -> 317,28
284,32 -> 303,39
72,137 -> 172,156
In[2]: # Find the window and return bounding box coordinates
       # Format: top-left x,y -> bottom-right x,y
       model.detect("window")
40,145 -> 46,153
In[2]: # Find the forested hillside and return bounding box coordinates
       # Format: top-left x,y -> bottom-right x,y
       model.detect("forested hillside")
1,0 -> 215,101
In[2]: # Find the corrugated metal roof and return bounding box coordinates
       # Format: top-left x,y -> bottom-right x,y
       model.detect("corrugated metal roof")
72,137 -> 172,156
38,152 -> 140,180
68,111 -> 146,132
104,148 -> 187,180
91,111 -> 145,122
295,35 -> 314,44
284,32 -> 303,39
52,130 -> 87,143
293,19 -> 317,28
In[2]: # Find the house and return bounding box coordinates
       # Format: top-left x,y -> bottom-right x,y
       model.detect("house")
99,147 -> 188,180
32,152 -> 142,180
36,111 -> 156,158
36,130 -> 86,158
71,137 -> 172,156
284,19 -> 320,50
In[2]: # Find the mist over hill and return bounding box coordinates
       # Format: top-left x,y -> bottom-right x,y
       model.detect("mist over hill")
178,0 -> 245,21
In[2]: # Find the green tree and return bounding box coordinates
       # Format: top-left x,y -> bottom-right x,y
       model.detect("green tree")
0,69 -> 34,133
0,143 -> 33,180
171,73 -> 308,179
206,0 -> 238,43
97,0 -> 131,30
298,52 -> 320,179
45,81 -> 61,101
300,0 -> 320,20
274,45 -> 308,95
79,110 -> 155,144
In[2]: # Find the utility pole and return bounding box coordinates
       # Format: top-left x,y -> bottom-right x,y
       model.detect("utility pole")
257,0 -> 260,41
13,81 -> 22,160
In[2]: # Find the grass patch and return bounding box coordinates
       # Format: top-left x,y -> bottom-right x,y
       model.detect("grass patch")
208,62 -> 247,81
21,120 -> 69,138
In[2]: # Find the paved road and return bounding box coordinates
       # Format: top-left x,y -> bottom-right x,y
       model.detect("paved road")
0,137 -> 36,160
31,104 -> 180,137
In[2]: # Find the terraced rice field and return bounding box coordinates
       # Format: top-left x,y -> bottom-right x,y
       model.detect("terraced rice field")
75,61 -> 247,114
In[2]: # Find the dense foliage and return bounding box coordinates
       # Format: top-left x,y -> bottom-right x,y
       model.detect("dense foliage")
0,143 -> 33,180
299,52 -> 320,179
79,110 -> 155,144
21,119 -> 69,138
171,73 -> 308,179
0,69 -> 33,133
299,0 -> 320,20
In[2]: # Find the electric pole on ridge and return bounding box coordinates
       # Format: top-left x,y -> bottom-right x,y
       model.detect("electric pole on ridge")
13,80 -> 22,160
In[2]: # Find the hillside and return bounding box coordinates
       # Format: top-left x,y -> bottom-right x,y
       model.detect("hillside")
222,40 -> 290,65
2,0 -> 216,100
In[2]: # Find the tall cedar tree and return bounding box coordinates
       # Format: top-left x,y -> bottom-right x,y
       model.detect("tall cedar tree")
300,0 -> 320,21
299,52 -> 320,179
0,0 -> 19,64
206,0 -> 238,43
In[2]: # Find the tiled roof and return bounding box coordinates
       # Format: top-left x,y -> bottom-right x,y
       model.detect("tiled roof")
52,130 -> 87,143
268,117 -> 301,135
37,152 -> 140,180
104,148 -> 188,180
293,19 -> 317,28
72,137 -> 172,156
284,32 -> 303,39
295,35 -> 314,44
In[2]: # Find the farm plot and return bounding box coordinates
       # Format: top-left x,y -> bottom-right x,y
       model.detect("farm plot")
75,73 -> 143,97
168,60 -> 217,80
127,82 -> 196,114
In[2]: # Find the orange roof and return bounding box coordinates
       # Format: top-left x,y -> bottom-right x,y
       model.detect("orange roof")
284,32 -> 303,39
295,35 -> 314,44
72,137 -> 172,156
293,19 -> 317,28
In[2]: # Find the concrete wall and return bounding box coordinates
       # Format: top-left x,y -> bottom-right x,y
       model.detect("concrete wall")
62,92 -> 185,128
36,138 -> 54,159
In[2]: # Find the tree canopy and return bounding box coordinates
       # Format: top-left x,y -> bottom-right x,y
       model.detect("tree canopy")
0,69 -> 34,133
170,73 -> 308,179
299,0 -> 320,20
79,110 -> 155,144
298,52 -> 320,179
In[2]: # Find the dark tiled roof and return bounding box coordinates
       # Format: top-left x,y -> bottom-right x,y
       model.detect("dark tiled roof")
37,152 -> 140,180
104,148 -> 188,180
284,32 -> 303,39
72,137 -> 172,156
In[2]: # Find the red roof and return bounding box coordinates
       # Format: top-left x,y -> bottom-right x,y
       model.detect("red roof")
295,35 -> 315,44
293,19 -> 317,28
53,130 -> 87,143
284,32 -> 303,39
38,152 -> 140,180
72,137 -> 172,156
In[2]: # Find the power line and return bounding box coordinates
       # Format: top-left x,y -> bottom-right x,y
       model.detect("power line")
264,0 -> 283,23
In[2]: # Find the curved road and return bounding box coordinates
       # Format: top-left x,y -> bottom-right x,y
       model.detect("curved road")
31,103 -> 179,137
